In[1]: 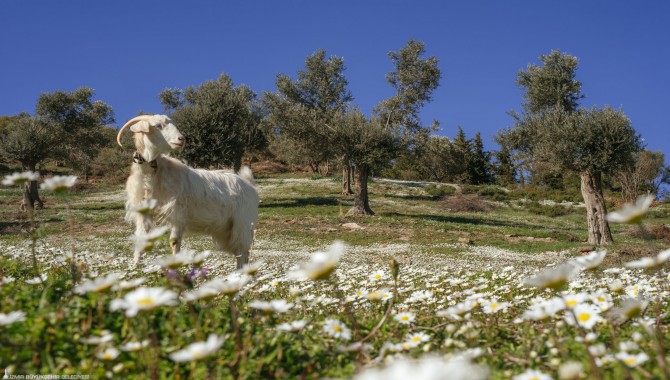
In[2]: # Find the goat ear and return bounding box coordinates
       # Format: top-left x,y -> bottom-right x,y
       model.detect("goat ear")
130,120 -> 151,133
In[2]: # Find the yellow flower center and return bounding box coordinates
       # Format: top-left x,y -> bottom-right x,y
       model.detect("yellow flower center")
490,302 -> 499,310
578,313 -> 591,322
103,353 -> 113,360
401,316 -> 409,321
333,325 -> 342,333
566,299 -> 577,307
411,336 -> 421,342
374,274 -> 381,279
136,297 -> 155,306
193,349 -> 203,359
624,358 -> 637,366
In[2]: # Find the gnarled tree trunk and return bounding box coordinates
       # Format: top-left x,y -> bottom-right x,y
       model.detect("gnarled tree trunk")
341,159 -> 353,195
20,164 -> 43,212
346,165 -> 374,216
580,171 -> 613,245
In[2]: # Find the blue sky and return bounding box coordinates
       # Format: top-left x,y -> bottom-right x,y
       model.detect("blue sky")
1,1 -> 668,158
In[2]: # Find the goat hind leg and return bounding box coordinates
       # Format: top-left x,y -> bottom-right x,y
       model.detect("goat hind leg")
169,225 -> 184,254
236,250 -> 249,269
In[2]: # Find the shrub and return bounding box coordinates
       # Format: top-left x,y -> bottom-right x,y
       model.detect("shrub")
442,194 -> 493,213
525,201 -> 573,217
424,184 -> 456,199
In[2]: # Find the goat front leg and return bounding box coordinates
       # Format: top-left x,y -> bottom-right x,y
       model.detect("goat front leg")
236,250 -> 249,269
169,225 -> 184,255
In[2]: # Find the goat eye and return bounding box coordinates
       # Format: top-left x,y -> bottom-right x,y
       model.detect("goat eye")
155,124 -> 163,130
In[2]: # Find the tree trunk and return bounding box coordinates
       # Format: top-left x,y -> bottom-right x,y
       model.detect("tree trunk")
342,161 -> 353,195
580,171 -> 613,245
346,165 -> 374,216
21,166 -> 43,212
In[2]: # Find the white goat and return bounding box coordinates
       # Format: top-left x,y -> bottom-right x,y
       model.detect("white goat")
117,115 -> 259,268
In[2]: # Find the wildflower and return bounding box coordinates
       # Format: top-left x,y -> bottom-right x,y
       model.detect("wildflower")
323,319 -> 351,340
0,311 -> 26,326
406,332 -> 431,347
407,290 -> 434,303
25,274 -> 47,284
573,250 -> 606,270
0,276 -> 15,285
353,355 -> 489,380
564,303 -> 603,330
438,300 -> 476,318
132,226 -> 170,254
40,175 -> 77,193
113,277 -> 146,291
369,270 -> 386,281
110,287 -> 178,317
481,299 -> 510,314
74,272 -> 121,294
169,334 -> 225,362
625,249 -> 670,270
615,351 -> 649,367
524,263 -> 578,291
119,340 -> 150,352
97,347 -> 120,361
365,288 -> 391,302
156,252 -> 194,269
2,171 -> 39,186
606,195 -> 654,224
288,241 -> 344,281
558,361 -> 583,380
80,330 -> 114,345
607,298 -> 648,323
276,320 -> 309,332
237,260 -> 263,276
130,199 -> 157,216
337,342 -> 372,353
182,286 -> 221,302
562,293 -> 588,308
394,311 -> 415,325
513,369 -> 552,380
248,299 -> 294,314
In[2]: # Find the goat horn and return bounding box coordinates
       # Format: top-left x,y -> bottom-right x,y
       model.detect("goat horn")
116,115 -> 154,147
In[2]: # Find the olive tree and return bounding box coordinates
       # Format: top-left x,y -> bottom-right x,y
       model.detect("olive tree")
160,74 -> 264,171
504,106 -> 641,244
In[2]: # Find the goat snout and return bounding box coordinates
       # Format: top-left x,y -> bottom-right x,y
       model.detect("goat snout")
171,135 -> 186,149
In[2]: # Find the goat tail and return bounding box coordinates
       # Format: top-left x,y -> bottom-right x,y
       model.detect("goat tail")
238,166 -> 255,185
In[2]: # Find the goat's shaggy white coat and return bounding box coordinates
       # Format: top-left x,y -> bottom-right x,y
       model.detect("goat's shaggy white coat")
120,115 -> 259,268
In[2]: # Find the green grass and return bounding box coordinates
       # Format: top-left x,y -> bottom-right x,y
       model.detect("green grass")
1,174 -> 669,379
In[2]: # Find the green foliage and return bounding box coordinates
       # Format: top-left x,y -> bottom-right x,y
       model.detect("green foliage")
423,184 -> 456,198
263,50 -> 351,170
0,114 -> 55,170
160,74 -> 264,170
35,87 -> 115,178
374,39 -> 441,135
524,200 -> 575,217
516,50 -> 583,114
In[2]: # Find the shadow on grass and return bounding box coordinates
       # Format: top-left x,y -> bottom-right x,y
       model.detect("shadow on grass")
385,194 -> 435,201
382,212 -> 576,233
260,196 -> 342,208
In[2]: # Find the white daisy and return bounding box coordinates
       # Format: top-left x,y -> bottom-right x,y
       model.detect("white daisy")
0,311 -> 27,326
169,334 -> 225,362
119,340 -> 150,352
2,171 -> 39,186
248,299 -> 294,314
394,311 -> 415,325
323,319 -> 351,341
110,287 -> 178,317
97,347 -> 120,361
606,195 -> 654,224
40,175 -> 77,193
288,241 -> 344,281
74,272 -> 121,294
